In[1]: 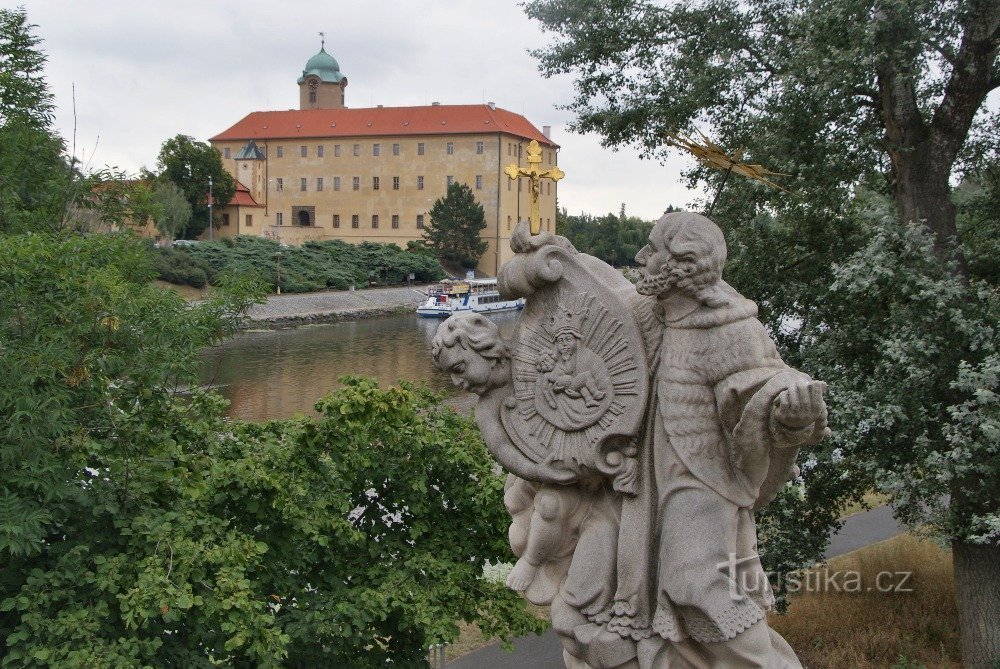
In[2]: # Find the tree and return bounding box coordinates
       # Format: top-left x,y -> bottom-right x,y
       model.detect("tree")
525,0 -> 999,662
0,234 -> 540,667
423,182 -> 488,270
156,134 -> 234,239
0,7 -> 71,233
150,179 -> 191,243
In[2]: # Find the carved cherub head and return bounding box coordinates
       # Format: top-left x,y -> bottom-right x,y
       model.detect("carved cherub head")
635,212 -> 729,306
431,313 -> 510,395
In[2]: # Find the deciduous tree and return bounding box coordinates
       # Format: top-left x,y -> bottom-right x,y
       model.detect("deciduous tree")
156,134 -> 234,239
525,0 -> 999,661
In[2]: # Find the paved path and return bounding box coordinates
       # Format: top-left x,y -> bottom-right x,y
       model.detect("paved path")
248,285 -> 427,324
450,505 -> 904,669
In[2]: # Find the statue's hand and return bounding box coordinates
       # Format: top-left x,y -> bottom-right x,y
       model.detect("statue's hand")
773,380 -> 827,431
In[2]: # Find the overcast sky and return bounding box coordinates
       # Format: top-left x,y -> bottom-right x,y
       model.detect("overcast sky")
19,0 -> 701,221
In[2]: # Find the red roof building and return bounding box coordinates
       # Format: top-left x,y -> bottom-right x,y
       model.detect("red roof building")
206,46 -> 559,276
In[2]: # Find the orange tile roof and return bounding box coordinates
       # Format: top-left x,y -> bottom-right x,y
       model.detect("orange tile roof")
210,104 -> 557,147
228,180 -> 262,207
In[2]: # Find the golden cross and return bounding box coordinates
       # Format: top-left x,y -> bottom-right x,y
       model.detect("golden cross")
504,139 -> 564,235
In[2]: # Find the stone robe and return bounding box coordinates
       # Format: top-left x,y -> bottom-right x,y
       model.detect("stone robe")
601,283 -> 824,665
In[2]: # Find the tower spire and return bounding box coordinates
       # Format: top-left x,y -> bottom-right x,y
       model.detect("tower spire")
319,31 -> 325,50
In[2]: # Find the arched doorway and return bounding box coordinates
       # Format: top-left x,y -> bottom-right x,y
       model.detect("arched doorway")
297,210 -> 311,226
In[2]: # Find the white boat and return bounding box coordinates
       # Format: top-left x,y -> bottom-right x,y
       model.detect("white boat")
416,279 -> 524,317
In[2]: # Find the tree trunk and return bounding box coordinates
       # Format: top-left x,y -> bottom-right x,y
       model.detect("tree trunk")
953,541 -> 1000,668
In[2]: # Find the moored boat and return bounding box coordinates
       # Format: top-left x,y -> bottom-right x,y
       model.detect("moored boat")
416,279 -> 524,317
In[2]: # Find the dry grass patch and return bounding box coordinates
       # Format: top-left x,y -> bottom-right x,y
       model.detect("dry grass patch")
771,534 -> 961,668
446,603 -> 549,662
839,491 -> 892,518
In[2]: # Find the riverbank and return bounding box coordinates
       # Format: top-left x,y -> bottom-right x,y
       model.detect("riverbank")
248,285 -> 429,327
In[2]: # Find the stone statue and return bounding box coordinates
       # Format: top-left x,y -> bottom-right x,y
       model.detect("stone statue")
431,212 -> 830,668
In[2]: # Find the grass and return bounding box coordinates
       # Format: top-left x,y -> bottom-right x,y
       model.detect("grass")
770,534 -> 961,669
443,603 -> 550,663
840,490 -> 892,518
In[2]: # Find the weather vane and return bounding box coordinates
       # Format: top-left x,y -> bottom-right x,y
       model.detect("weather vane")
664,130 -> 789,215
505,140 -> 565,235
319,31 -> 325,49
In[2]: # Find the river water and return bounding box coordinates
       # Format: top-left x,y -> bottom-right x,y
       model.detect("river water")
200,312 -> 520,421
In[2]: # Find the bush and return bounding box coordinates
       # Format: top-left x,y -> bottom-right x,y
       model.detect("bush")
153,246 -> 211,288
0,233 -> 539,666
155,237 -> 444,293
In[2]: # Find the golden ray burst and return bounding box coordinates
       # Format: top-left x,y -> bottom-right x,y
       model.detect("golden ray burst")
665,130 -> 790,192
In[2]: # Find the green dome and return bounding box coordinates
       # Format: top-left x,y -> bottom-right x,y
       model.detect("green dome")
297,47 -> 345,84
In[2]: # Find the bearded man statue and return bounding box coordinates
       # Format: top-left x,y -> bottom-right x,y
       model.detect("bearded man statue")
599,211 -> 830,669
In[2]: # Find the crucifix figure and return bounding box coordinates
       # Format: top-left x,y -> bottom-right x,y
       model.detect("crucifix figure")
505,139 -> 565,235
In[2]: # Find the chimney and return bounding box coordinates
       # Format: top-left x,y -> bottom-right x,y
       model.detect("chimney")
487,101 -> 496,110
542,125 -> 551,139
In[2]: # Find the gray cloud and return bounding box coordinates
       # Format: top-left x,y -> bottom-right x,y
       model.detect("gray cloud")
25,0 -> 702,219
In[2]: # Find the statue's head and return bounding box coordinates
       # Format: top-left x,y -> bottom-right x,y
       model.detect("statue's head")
635,212 -> 728,305
431,313 -> 510,395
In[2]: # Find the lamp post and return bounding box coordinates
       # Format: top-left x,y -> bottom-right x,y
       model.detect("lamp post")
274,251 -> 282,295
208,176 -> 213,241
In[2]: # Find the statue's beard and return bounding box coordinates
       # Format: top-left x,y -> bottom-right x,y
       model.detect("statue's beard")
635,267 -> 676,296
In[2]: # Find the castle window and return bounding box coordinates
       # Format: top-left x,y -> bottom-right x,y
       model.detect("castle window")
246,214 -> 253,227
417,142 -> 425,156
224,147 -> 231,159
276,212 -> 284,225
547,182 -> 551,195
333,214 -> 340,228
334,176 -> 341,191
447,142 -> 454,155
416,214 -> 424,229
276,178 -> 284,191
373,176 -> 380,190
476,141 -> 484,154
352,214 -> 359,229
300,145 -> 307,157
352,176 -> 360,191
300,177 -> 307,191
507,215 -> 511,230
507,179 -> 511,191
277,146 -> 284,158
372,214 -> 379,229
317,177 -> 323,191
373,143 -> 380,156
447,175 -> 454,186
334,144 -> 341,157
475,175 -> 483,189
391,214 -> 399,229
222,213 -> 230,226
317,145 -> 324,157
309,91 -> 316,103
392,176 -> 399,190
392,143 -> 400,156
353,144 -> 360,157
417,176 -> 424,190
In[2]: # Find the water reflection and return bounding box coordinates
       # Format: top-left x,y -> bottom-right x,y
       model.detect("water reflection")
201,312 -> 520,421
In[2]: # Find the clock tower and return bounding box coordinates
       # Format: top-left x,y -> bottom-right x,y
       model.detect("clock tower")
297,38 -> 347,110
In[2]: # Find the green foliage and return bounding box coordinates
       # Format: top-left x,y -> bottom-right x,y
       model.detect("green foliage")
156,134 -> 235,239
525,0 -> 999,562
424,182 -> 488,270
0,233 -> 538,665
153,244 -> 211,288
160,236 -> 443,292
557,208 -> 655,266
800,198 -> 998,544
150,179 -> 191,242
0,8 -> 72,234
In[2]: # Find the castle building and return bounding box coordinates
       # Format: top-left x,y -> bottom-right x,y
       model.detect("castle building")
207,44 -> 559,275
